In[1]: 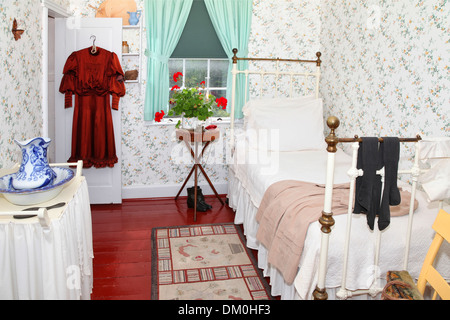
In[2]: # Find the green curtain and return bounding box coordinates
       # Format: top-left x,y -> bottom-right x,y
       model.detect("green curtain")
144,0 -> 193,121
204,0 -> 253,119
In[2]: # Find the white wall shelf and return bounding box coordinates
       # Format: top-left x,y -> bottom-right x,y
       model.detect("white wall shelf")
122,17 -> 143,85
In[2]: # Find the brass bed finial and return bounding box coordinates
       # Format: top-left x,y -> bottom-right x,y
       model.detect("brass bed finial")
316,52 -> 322,67
325,116 -> 340,153
232,48 -> 239,64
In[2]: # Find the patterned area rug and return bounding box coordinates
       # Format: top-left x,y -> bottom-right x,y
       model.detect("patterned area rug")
151,223 -> 272,300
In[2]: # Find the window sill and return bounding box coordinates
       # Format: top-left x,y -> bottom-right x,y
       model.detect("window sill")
145,117 -> 234,127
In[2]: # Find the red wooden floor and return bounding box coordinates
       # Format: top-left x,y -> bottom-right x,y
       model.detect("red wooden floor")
90,195 -> 237,300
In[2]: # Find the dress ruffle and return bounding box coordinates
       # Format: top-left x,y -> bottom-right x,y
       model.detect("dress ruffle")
69,156 -> 119,169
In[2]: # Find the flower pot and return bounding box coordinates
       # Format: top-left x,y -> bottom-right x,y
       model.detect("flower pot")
181,115 -> 212,130
181,115 -> 199,130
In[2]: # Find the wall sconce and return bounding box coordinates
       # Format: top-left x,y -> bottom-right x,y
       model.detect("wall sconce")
12,18 -> 25,41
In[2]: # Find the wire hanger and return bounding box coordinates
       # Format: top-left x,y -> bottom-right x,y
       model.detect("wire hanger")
90,35 -> 97,54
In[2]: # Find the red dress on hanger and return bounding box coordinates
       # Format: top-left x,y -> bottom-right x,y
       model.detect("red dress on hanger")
59,47 -> 126,168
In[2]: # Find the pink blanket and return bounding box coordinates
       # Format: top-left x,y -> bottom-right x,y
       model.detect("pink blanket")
255,180 -> 416,284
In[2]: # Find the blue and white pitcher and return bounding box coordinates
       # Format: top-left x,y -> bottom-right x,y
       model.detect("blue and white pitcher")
12,137 -> 57,190
128,10 -> 142,26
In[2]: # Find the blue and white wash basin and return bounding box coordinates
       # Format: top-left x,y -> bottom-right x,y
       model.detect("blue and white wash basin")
0,167 -> 75,206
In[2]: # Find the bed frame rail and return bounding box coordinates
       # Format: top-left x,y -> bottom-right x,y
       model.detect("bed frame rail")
230,49 -> 322,136
313,116 -> 423,300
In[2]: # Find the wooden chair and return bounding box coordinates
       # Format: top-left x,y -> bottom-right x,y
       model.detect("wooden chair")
383,209 -> 450,300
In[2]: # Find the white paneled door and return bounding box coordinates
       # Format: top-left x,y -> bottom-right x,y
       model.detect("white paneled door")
54,18 -> 123,204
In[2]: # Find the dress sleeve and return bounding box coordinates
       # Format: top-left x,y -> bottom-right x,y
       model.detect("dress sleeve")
109,52 -> 126,110
59,52 -> 78,108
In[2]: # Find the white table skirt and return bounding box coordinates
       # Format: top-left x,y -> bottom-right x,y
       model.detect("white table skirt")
0,175 -> 93,300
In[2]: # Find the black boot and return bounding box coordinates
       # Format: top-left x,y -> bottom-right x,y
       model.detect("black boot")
196,187 -> 212,210
187,187 -> 209,212
187,186 -> 212,211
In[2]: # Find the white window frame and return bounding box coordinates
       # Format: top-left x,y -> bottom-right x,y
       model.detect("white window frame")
159,58 -> 230,125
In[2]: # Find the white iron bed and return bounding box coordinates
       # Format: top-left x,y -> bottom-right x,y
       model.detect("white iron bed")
227,49 -> 450,300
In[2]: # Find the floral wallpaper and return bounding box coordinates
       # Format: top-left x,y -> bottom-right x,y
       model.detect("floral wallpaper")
320,0 -> 449,169
249,0 -> 321,59
0,0 -> 44,168
248,0 -> 321,98
0,0 -> 70,169
0,0 -> 447,197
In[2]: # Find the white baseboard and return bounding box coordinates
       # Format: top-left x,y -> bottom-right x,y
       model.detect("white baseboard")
122,182 -> 228,199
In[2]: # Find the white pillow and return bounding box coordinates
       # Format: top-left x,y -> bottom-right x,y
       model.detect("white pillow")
243,97 -> 326,152
243,95 -> 316,120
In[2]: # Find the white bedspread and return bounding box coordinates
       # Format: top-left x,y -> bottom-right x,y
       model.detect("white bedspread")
232,149 -> 352,208
228,148 -> 450,300
231,148 -> 352,249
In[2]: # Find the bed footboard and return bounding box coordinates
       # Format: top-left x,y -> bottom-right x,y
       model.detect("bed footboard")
313,117 -> 423,300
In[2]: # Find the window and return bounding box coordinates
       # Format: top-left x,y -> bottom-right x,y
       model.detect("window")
171,0 -> 226,59
167,0 -> 230,120
169,59 -> 229,118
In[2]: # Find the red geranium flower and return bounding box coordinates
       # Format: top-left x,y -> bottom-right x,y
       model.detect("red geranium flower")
154,110 -> 165,122
216,97 -> 228,110
173,72 -> 183,82
171,85 -> 181,91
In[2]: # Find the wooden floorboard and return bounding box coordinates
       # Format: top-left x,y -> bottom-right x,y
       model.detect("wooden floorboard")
90,195 -> 237,300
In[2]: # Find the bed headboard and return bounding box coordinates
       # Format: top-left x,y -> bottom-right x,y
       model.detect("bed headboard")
230,48 -> 322,132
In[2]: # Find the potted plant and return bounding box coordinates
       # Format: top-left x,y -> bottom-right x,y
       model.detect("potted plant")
154,72 -> 227,129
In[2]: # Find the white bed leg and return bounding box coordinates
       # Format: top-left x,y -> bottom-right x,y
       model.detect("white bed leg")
317,232 -> 331,287
313,117 -> 339,300
323,153 -> 336,213
372,166 -> 385,293
314,154 -> 336,300
403,142 -> 421,269
337,142 -> 362,300
315,65 -> 321,99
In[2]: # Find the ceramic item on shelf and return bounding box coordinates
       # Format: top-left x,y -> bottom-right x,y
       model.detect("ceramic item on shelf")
125,70 -> 139,81
122,41 -> 129,53
128,10 -> 142,25
12,137 -> 57,190
0,167 -> 75,206
91,0 -> 137,25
